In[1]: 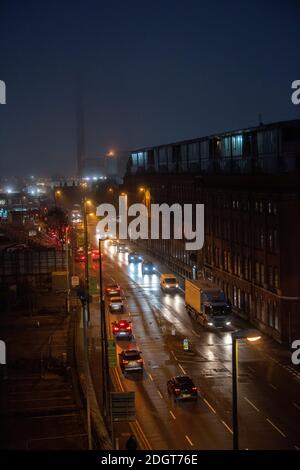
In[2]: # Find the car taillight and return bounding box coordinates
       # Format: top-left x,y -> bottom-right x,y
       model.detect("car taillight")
126,326 -> 131,331
137,358 -> 143,363
123,360 -> 129,364
192,387 -> 197,391
174,388 -> 180,393
113,327 -> 119,332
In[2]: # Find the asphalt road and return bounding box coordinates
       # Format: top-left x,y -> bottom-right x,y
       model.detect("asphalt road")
76,229 -> 300,450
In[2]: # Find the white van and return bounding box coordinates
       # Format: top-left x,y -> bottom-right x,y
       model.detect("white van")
160,274 -> 179,292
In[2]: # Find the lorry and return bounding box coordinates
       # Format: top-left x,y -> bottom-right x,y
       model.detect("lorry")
185,279 -> 231,328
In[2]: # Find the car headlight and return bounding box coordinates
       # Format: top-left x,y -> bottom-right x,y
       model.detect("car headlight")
208,322 -> 213,326
226,321 -> 231,325
176,284 -> 179,287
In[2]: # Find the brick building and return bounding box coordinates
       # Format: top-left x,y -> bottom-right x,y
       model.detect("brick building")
123,119 -> 300,343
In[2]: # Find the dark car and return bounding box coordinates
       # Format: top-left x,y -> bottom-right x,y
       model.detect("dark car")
167,375 -> 198,401
112,319 -> 132,340
117,243 -> 129,253
142,261 -> 156,275
128,252 -> 143,263
119,349 -> 143,373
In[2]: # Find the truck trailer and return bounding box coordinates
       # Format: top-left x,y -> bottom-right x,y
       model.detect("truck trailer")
185,279 -> 231,328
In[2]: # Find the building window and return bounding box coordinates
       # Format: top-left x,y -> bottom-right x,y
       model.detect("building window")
274,303 -> 280,331
274,268 -> 279,289
261,264 -> 265,285
268,265 -> 273,287
255,262 -> 260,283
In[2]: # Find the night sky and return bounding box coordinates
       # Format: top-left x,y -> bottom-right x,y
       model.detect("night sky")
0,0 -> 299,177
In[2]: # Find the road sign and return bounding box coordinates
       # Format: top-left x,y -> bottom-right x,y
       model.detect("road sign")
183,338 -> 189,351
71,275 -> 80,287
108,338 -> 117,368
110,392 -> 135,422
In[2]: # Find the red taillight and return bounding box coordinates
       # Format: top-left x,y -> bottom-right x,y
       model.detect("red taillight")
126,326 -> 131,331
192,387 -> 197,391
137,358 -> 143,363
174,388 -> 181,393
123,360 -> 129,364
113,327 -> 119,332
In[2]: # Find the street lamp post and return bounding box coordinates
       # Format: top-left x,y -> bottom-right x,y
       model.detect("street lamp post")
83,197 -> 91,324
98,238 -> 110,419
231,329 -> 261,450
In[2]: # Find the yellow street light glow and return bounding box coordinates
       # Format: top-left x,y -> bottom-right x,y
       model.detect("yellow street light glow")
107,150 -> 114,157
246,336 -> 261,342
85,199 -> 92,205
121,192 -> 127,196
55,190 -> 61,196
139,187 -> 145,192
108,188 -> 113,192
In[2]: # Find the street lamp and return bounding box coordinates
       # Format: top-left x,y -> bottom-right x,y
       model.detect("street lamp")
232,329 -> 261,450
83,197 -> 93,325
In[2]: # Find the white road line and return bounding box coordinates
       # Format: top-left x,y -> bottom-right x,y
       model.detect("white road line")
185,435 -> 194,446
222,421 -> 233,434
178,363 -> 187,375
169,410 -> 176,420
148,373 -> 154,382
203,398 -> 217,414
266,419 -> 286,438
171,350 -> 178,361
269,383 -> 278,391
243,396 -> 260,413
192,329 -> 200,338
157,390 -> 163,399
293,402 -> 300,411
295,445 -> 300,450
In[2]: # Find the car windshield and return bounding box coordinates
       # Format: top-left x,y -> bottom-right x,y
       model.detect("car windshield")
165,278 -> 176,284
203,290 -> 226,302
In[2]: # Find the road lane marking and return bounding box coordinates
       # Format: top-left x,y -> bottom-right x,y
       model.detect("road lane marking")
157,389 -> 163,399
295,445 -> 300,450
203,398 -> 217,414
169,410 -> 176,420
171,351 -> 178,361
222,421 -> 233,434
192,329 -> 200,338
269,383 -> 278,391
132,419 -> 152,450
178,363 -> 187,375
148,373 -> 154,382
293,402 -> 300,411
243,396 -> 260,413
185,435 -> 194,446
266,418 -> 286,438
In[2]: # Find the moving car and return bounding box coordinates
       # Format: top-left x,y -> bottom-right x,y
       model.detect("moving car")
128,252 -> 143,263
119,349 -> 143,372
105,284 -> 121,297
112,319 -> 132,340
160,274 -> 179,292
167,375 -> 198,401
142,261 -> 156,275
117,243 -> 129,253
109,296 -> 124,312
90,248 -> 100,261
